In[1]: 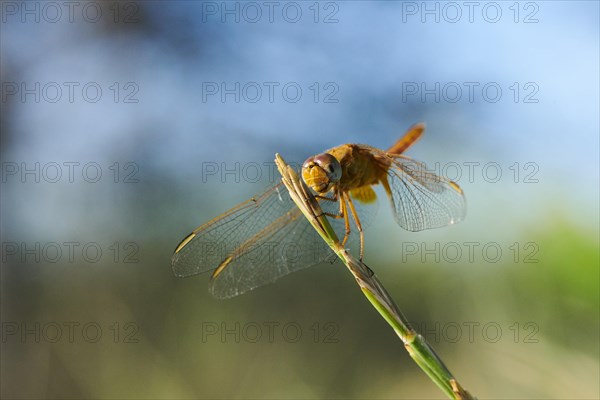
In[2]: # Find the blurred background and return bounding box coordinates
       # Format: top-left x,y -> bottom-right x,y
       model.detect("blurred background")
1,1 -> 598,398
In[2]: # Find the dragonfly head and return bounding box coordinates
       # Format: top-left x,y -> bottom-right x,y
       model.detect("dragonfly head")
301,153 -> 342,193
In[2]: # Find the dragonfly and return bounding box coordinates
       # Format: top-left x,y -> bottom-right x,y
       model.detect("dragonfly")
172,123 -> 466,299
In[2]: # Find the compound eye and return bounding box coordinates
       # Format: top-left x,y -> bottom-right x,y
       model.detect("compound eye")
313,153 -> 342,183
301,153 -> 342,193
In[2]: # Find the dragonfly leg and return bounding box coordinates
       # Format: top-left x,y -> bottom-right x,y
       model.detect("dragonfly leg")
321,212 -> 343,219
315,192 -> 339,202
345,193 -> 364,261
314,190 -> 351,247
325,192 -> 350,245
340,195 -> 351,247
315,191 -> 343,219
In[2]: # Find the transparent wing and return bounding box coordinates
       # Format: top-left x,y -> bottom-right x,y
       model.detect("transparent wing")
172,182 -> 365,299
381,153 -> 466,232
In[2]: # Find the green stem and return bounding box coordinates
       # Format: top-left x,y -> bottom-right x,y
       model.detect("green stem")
275,154 -> 474,400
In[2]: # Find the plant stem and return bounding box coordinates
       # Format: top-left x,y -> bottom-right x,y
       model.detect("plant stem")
275,154 -> 475,400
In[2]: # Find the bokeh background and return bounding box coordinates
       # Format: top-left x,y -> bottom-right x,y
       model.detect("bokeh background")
1,1 -> 598,398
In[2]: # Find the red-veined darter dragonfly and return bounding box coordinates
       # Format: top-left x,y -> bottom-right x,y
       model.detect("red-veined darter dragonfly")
172,123 -> 466,298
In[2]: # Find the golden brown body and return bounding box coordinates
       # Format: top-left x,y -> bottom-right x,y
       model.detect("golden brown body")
302,123 -> 424,198
328,122 -> 424,194
327,144 -> 387,191
301,123 -> 431,259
